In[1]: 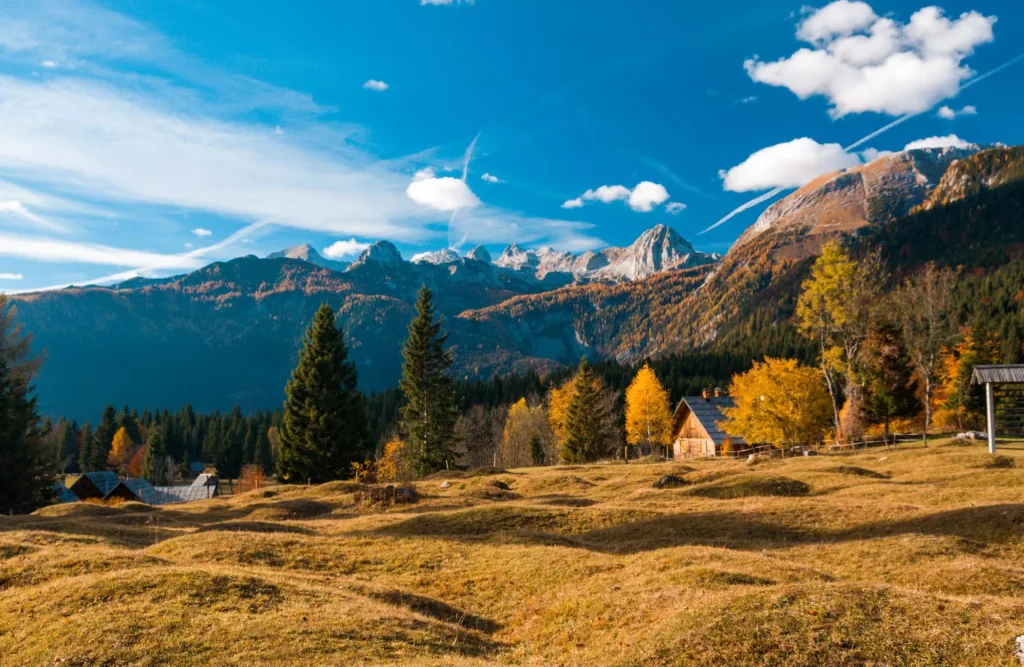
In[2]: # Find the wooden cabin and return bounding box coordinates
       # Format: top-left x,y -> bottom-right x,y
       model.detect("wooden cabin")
670,391 -> 746,458
66,471 -> 120,500
106,478 -> 159,503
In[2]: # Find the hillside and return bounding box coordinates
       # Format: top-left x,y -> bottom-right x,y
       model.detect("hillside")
3,442 -> 1024,664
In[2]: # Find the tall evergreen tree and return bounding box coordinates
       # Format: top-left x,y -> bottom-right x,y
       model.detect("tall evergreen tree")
78,422 -> 94,472
202,417 -> 222,462
142,424 -> 170,486
400,287 -> 459,477
0,296 -> 54,514
91,404 -> 118,471
56,419 -> 79,473
255,427 -> 274,474
243,420 -> 256,465
278,304 -> 368,483
118,405 -> 142,444
216,422 -> 244,483
561,358 -> 612,464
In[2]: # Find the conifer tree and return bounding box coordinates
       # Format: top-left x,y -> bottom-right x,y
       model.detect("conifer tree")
243,421 -> 256,465
91,404 -> 118,471
56,419 -> 79,473
143,424 -> 170,486
0,296 -> 54,514
278,303 -> 368,483
78,422 -> 93,472
216,422 -> 244,483
202,418 -> 222,462
561,358 -> 612,463
255,427 -> 274,474
400,287 -> 459,477
118,405 -> 142,444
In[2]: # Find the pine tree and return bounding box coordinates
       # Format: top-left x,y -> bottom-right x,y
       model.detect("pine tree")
91,404 -> 118,471
118,405 -> 142,445
243,421 -> 256,465
400,287 -> 459,477
78,422 -> 93,472
142,424 -> 170,486
202,418 -> 222,462
56,419 -> 79,473
216,422 -> 244,483
255,428 -> 274,474
0,296 -> 55,514
561,358 -> 612,463
278,304 -> 369,483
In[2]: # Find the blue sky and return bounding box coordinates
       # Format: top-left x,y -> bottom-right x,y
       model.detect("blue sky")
0,0 -> 1022,291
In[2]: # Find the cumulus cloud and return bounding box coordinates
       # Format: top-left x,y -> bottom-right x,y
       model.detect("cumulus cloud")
565,182 -> 671,212
363,79 -> 389,92
745,2 -> 997,117
481,172 -> 501,184
720,137 -> 862,192
903,134 -> 972,150
191,227 -> 213,237
323,238 -> 371,259
937,104 -> 977,119
860,147 -> 895,161
0,273 -> 24,280
41,60 -> 58,68
665,202 -> 687,215
406,168 -> 481,212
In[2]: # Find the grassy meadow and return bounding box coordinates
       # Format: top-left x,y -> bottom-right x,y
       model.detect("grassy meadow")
3,440 -> 1024,665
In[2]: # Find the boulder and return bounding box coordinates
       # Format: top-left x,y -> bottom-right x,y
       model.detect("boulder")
652,475 -> 686,489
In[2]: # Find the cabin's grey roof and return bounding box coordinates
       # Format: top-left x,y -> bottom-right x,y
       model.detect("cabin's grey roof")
973,365 -> 1024,385
82,471 -> 121,495
673,396 -> 747,446
53,482 -> 79,504
107,478 -> 160,502
153,485 -> 217,504
191,474 -> 219,488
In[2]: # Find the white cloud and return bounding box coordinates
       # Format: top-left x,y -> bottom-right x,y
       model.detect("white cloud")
323,238 -> 371,259
0,200 -> 65,232
720,137 -> 862,192
665,202 -> 687,215
405,168 -> 481,212
740,96 -> 758,104
420,0 -> 474,5
860,147 -> 894,161
903,134 -> 972,150
184,242 -> 193,249
191,227 -> 213,237
567,182 -> 671,212
627,181 -> 670,213
797,1 -> 878,44
41,60 -> 57,68
0,232 -> 205,269
363,79 -> 389,92
745,2 -> 997,117
481,172 -> 501,184
937,104 -> 977,119
0,273 -> 24,280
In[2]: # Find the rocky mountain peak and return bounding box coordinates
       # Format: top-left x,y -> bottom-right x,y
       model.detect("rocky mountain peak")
266,244 -> 348,272
466,245 -> 492,263
413,248 -> 462,265
351,240 -> 404,268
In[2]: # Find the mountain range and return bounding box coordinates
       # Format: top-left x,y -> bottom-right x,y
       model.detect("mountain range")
11,143 -> 1024,419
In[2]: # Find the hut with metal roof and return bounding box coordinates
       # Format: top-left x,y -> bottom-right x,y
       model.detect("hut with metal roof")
52,482 -> 80,504
191,474 -> 220,496
153,485 -> 218,504
670,390 -> 746,458
105,478 -> 159,503
67,471 -> 121,500
972,365 -> 1024,454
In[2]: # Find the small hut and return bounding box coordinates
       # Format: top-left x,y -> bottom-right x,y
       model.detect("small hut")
105,478 -> 159,503
67,471 -> 121,501
191,474 -> 220,496
670,390 -> 746,458
972,365 -> 1024,453
52,482 -> 80,504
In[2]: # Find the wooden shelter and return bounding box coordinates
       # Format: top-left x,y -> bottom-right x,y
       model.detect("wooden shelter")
66,471 -> 120,501
972,365 -> 1024,454
106,478 -> 159,503
670,391 -> 746,458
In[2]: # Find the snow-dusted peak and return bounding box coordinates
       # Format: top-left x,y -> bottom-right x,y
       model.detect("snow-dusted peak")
466,245 -> 492,263
413,248 -> 462,265
350,241 -> 404,268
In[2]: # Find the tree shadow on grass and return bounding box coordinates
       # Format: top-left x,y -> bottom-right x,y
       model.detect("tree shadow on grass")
355,586 -> 502,634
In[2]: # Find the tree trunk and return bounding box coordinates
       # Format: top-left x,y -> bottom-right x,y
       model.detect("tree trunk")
923,376 -> 932,447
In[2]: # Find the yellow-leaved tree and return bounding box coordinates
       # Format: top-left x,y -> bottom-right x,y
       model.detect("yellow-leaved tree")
720,358 -> 833,450
108,426 -> 135,476
547,378 -> 575,446
500,398 -> 552,468
625,363 -> 672,458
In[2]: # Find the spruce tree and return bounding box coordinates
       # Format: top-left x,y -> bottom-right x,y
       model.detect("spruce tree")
78,422 -> 93,472
255,428 -> 274,474
55,418 -> 79,473
561,358 -> 612,464
278,303 -> 368,483
202,418 -> 222,462
216,423 -> 244,483
91,404 -> 118,471
142,424 -> 170,486
118,405 -> 142,445
0,297 -> 55,514
400,286 -> 459,477
243,421 -> 256,465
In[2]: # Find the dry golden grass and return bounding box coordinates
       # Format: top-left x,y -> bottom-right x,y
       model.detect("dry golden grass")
4,440 -> 1024,665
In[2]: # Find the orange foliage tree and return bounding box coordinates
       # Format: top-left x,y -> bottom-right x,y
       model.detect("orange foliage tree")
625,363 -> 673,458
108,426 -> 135,476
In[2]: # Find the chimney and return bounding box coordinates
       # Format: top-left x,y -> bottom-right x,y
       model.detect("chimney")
714,387 -> 721,398
701,389 -> 709,401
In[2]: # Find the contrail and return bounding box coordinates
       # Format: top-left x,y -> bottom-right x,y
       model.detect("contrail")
449,132 -> 481,249
700,52 -> 1024,236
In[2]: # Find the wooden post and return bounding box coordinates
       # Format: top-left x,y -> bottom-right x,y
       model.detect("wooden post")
986,382 -> 996,455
